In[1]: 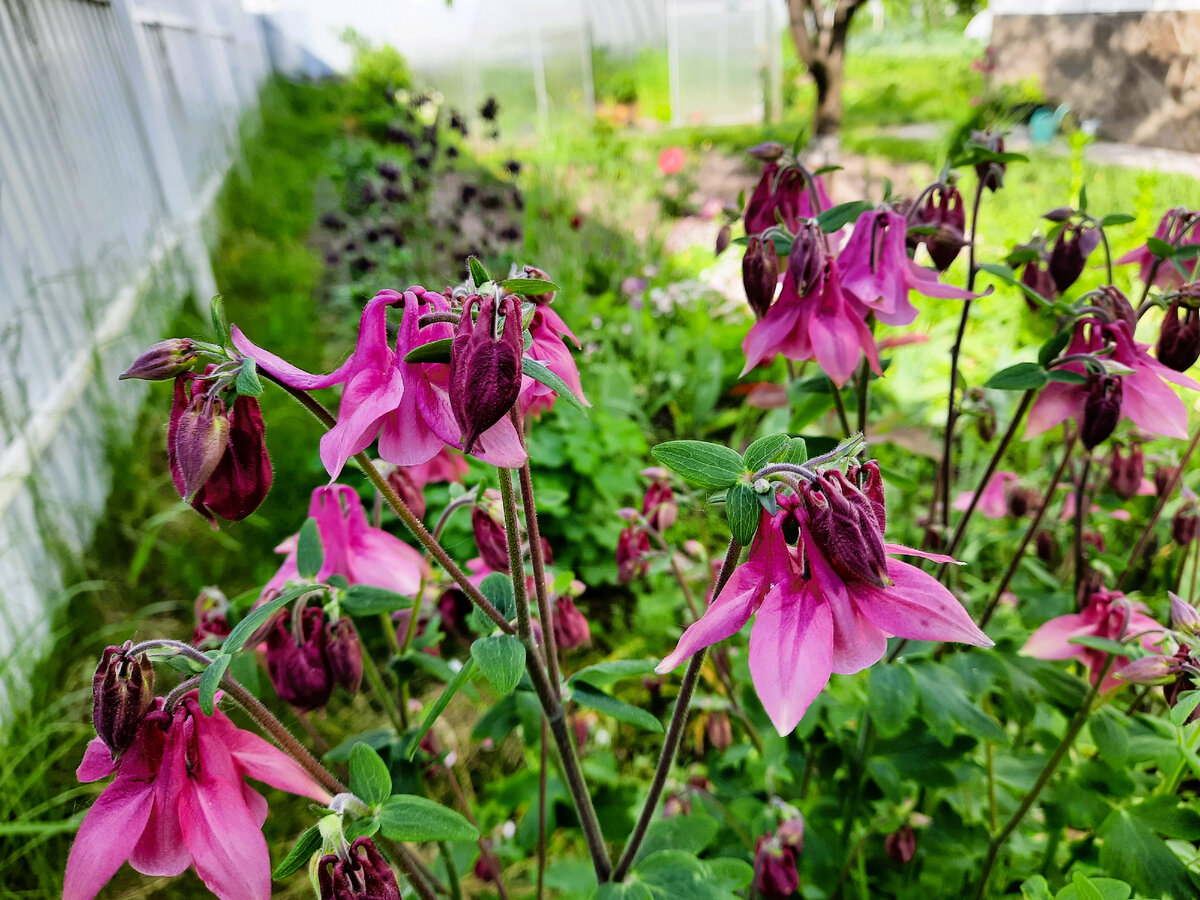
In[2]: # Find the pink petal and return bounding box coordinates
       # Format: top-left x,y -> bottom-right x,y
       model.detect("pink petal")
230,326 -> 352,391
318,367 -> 405,479
883,542 -> 961,565
472,415 -> 529,468
741,296 -> 804,374
809,298 -> 864,387
749,580 -> 834,735
129,720 -> 190,877
64,777 -> 155,900
77,739 -> 117,783
854,559 -> 993,647
1120,365 -> 1190,439
348,529 -> 429,596
904,260 -> 976,301
378,393 -> 446,468
179,771 -> 272,900
826,590 -> 889,675
1022,612 -> 1093,660
657,564 -> 762,672
1025,381 -> 1082,438
212,713 -> 332,803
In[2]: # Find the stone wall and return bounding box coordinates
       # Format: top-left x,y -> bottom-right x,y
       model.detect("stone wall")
991,11 -> 1200,152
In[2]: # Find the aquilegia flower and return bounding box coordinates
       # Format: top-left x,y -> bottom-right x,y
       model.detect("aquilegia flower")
65,692 -> 330,900
262,484 -> 429,599
744,163 -> 831,235
952,470 -> 1021,519
1026,318 -> 1199,441
1024,588 -> 1163,692
657,461 -> 991,735
1116,208 -> 1200,288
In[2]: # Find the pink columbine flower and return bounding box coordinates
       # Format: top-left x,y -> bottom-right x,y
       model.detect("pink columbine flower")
657,464 -> 991,735
1026,318 -> 1199,441
64,693 -> 330,900
743,164 -> 831,235
953,471 -> 1020,519
521,306 -> 589,418
1115,208 -> 1200,288
232,288 -> 527,478
741,258 -> 882,387
1023,588 -> 1163,692
838,209 -> 976,326
262,485 -> 429,599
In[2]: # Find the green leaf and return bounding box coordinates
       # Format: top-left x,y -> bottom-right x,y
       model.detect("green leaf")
345,815 -> 380,841
469,572 -> 517,633
1100,213 -> 1136,227
1022,875 -> 1055,900
468,256 -> 491,286
499,277 -> 559,294
568,659 -> 658,689
1078,185 -> 1089,214
198,653 -> 230,716
633,850 -> 729,900
297,518 -> 323,580
349,743 -> 393,808
707,858 -> 754,893
743,433 -> 791,472
1098,808 -> 1197,899
1048,370 -> 1088,385
223,585 -> 320,655
1174,244 -> 1200,261
816,200 -> 872,233
403,337 -> 453,364
1130,797 -> 1200,840
377,794 -> 478,843
725,483 -> 760,545
784,437 -> 808,464
1147,236 -> 1176,259
407,658 -> 478,759
868,663 -> 918,739
235,356 -> 263,396
522,357 -> 587,413
1068,635 -> 1127,656
985,362 -> 1048,391
634,814 -> 719,864
571,682 -> 663,732
978,262 -> 1053,309
597,884 -> 654,900
650,441 -> 745,490
1055,878 -> 1131,900
912,662 -> 1007,745
272,824 -> 321,880
1089,711 -> 1129,763
471,634 -> 525,695
1063,872 -> 1106,900
1038,331 -> 1072,367
210,295 -> 229,347
341,585 -> 414,616
1170,690 -> 1200,728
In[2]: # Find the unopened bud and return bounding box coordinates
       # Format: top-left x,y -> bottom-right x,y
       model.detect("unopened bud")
92,642 -> 155,760
120,338 -> 197,381
1155,465 -> 1180,498
1035,529 -> 1058,565
326,617 -> 364,695
172,392 -> 229,502
747,141 -> 786,161
1157,300 -> 1200,372
318,837 -> 400,900
473,851 -> 501,884
914,186 -> 967,271
1170,592 -> 1200,634
742,235 -> 779,319
1081,375 -> 1123,449
1172,508 -> 1198,546
705,712 -> 733,752
449,294 -> 523,454
552,596 -> 591,652
1021,260 -> 1057,308
1107,445 -> 1144,500
1042,206 -> 1074,222
642,480 -> 677,533
885,825 -> 917,864
1049,223 -> 1099,293
1116,655 -> 1175,685
266,608 -> 333,711
663,792 -> 691,818
715,224 -> 732,256
777,815 -> 805,852
519,265 -> 557,305
386,466 -> 427,520
754,836 -> 799,899
472,506 -> 511,573
617,526 -> 650,584
788,220 -> 828,297
972,131 -> 1006,192
192,586 -> 230,648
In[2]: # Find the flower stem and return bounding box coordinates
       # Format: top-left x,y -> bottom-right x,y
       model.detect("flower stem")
855,356 -> 871,436
970,656 -> 1113,900
612,539 -> 742,881
258,370 -> 515,635
497,465 -> 612,881
1073,457 -> 1093,602
360,642 -> 405,734
831,383 -> 852,438
437,842 -> 463,900
1118,425 -> 1200,589
538,719 -> 548,900
977,433 -> 1077,631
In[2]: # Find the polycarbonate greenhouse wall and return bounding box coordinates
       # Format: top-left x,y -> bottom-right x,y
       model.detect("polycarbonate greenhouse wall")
0,0 -> 274,713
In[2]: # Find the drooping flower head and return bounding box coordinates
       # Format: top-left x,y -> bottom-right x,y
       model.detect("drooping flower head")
952,471 -> 1021,519
1158,297 -> 1200,372
450,293 -> 524,453
744,163 -> 831,235
65,692 -> 330,900
907,185 -> 966,272
658,452 -> 991,734
92,643 -> 155,761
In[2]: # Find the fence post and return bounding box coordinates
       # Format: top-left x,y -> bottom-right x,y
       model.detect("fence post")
107,0 -> 218,312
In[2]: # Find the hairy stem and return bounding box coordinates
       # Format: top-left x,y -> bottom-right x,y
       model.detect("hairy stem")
612,539 -> 742,881
1073,457 -> 1093,602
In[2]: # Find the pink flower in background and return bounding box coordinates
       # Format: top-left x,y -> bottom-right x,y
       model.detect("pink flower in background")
839,209 -> 976,326
744,164 -> 832,235
953,471 -> 1020,519
658,472 -> 991,734
64,694 -> 329,900
1116,208 -> 1200,288
741,258 -> 882,387
1024,588 -> 1163,692
657,146 -> 685,175
521,307 -> 589,418
262,485 -> 429,598
1026,319 -> 1199,441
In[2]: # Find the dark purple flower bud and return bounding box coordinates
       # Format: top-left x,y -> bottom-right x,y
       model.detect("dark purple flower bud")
788,220 -> 829,297
914,186 -> 967,271
1155,464 -> 1180,497
742,235 -> 779,319
318,837 -> 401,900
850,460 -> 887,531
642,480 -> 678,533
803,470 -> 890,587
885,825 -> 917,864
1157,300 -> 1200,372
473,852 -> 501,884
266,608 -> 333,711
1107,445 -> 1144,500
1008,487 -> 1041,518
715,224 -> 732,256
754,836 -> 799,899
1021,260 -> 1057,308
92,642 -> 155,760
472,505 -> 511,573
169,376 -> 229,504
195,394 -> 273,523
617,526 -> 651,584
1097,285 -> 1138,332
1049,223 -> 1099,293
747,141 -> 786,161
320,212 -> 346,231
480,96 -> 499,121
376,161 -> 401,182
386,466 -> 427,520
1042,206 -> 1074,222
1083,530 -> 1106,554
326,617 -> 364,695
976,403 -> 997,442
1035,529 -> 1058,564
519,265 -> 557,305
120,338 -> 197,381
553,596 -> 591,651
704,712 -> 732,752
1173,509 -> 1198,545
1081,374 -> 1123,449
191,586 -> 231,649
972,131 -> 1006,192
449,294 -> 523,454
